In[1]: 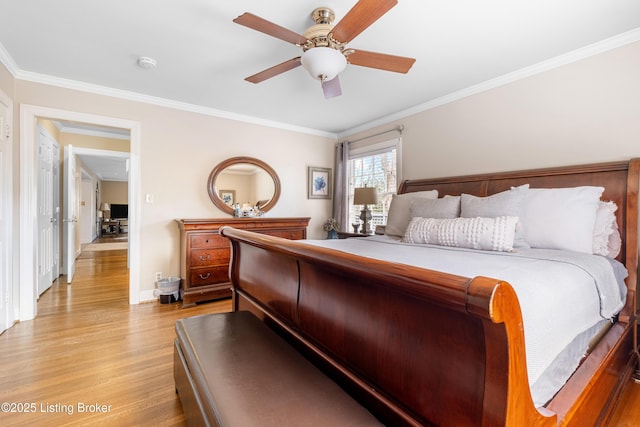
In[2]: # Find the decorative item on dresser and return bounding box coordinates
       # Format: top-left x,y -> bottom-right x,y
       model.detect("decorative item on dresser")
322,218 -> 340,239
176,217 -> 310,308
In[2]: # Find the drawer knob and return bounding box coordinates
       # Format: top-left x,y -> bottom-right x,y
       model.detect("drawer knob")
199,272 -> 211,280
199,254 -> 211,261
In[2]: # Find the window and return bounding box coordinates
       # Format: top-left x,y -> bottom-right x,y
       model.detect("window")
347,137 -> 400,233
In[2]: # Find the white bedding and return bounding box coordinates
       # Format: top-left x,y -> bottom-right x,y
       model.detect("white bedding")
303,235 -> 627,407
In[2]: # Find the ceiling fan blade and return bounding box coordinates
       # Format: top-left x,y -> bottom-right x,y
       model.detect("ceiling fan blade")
245,57 -> 302,83
330,0 -> 397,44
234,13 -> 308,46
347,49 -> 415,73
322,75 -> 342,99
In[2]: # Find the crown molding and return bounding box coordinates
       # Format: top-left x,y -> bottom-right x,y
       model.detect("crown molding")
52,120 -> 131,140
3,27 -> 638,141
0,42 -> 18,76
11,69 -> 338,139
338,27 -> 640,138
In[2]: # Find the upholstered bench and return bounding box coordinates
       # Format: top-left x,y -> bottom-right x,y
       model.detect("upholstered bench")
174,311 -> 381,427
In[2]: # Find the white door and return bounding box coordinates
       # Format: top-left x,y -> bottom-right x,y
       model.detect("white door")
80,177 -> 93,243
52,142 -> 60,279
63,145 -> 78,283
37,127 -> 54,295
0,91 -> 12,333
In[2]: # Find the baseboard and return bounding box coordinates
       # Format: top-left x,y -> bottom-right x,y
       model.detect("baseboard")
139,289 -> 156,303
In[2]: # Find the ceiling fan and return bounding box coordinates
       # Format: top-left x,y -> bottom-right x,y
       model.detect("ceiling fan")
233,0 -> 416,99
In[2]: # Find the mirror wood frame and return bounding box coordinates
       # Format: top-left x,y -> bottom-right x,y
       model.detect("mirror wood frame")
207,156 -> 281,216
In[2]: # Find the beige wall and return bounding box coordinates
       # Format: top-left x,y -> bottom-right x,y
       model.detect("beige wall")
61,132 -> 130,152
3,39 -> 639,302
37,118 -> 60,141
346,41 -> 640,181
11,77 -> 336,296
216,173 -> 251,207
0,60 -> 13,99
101,182 -> 128,206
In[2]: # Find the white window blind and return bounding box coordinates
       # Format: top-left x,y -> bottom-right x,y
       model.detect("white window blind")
347,136 -> 401,233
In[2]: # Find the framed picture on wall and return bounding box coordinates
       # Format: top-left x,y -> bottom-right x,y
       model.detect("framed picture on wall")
219,190 -> 235,206
307,166 -> 332,199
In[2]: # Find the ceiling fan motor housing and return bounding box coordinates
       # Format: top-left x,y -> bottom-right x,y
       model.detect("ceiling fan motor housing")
301,7 -> 347,81
311,7 -> 335,25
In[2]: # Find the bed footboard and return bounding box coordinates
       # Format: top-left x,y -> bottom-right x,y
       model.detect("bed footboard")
221,227 -> 557,426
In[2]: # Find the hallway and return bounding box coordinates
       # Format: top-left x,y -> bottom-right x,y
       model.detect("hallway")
0,248 -> 229,426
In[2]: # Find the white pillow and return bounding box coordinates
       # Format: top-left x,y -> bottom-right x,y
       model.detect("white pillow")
385,190 -> 438,237
403,216 -> 519,252
524,186 -> 604,253
460,184 -> 529,248
593,201 -> 622,258
410,196 -> 460,219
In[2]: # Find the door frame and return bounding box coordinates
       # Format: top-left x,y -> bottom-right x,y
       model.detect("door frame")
19,104 -> 141,321
0,89 -> 13,332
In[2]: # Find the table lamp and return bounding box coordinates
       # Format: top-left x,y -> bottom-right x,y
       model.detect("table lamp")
353,186 -> 378,234
102,203 -> 110,219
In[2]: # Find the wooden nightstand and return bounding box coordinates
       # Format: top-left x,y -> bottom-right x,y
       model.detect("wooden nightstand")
337,232 -> 371,239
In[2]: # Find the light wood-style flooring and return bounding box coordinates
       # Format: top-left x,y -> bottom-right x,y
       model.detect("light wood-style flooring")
0,247 -> 231,426
1,244 -> 639,426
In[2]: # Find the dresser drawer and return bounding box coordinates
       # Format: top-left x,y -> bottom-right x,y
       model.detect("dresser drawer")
189,248 -> 230,267
190,233 -> 227,249
189,266 -> 230,286
177,217 -> 309,307
267,229 -> 305,240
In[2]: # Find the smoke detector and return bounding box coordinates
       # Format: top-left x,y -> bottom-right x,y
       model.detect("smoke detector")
137,56 -> 157,69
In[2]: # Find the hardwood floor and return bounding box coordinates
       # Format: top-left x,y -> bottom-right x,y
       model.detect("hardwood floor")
0,245 -> 638,426
608,379 -> 640,426
0,248 -> 230,426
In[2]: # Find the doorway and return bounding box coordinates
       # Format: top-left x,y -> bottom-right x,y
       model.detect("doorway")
19,104 -> 141,321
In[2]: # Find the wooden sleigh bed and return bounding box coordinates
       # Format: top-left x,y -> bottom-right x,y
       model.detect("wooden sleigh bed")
220,159 -> 639,426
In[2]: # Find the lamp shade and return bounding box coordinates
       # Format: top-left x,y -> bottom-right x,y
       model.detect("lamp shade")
102,203 -> 110,211
353,187 -> 378,205
301,47 -> 347,81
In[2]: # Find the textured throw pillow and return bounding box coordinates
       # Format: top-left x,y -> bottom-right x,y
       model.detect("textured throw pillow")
524,186 -> 604,253
460,184 -> 529,248
593,201 -> 622,258
410,196 -> 460,219
403,216 -> 519,252
385,190 -> 439,237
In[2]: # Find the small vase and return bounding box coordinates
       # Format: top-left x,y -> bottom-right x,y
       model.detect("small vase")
327,230 -> 338,239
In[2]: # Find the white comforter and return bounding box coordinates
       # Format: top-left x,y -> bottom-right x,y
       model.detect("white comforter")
303,235 -> 627,406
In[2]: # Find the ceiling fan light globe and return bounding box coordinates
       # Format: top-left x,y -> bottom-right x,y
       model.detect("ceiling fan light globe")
301,47 -> 346,81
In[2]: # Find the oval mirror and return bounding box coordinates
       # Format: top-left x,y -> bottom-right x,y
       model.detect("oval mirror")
207,156 -> 281,216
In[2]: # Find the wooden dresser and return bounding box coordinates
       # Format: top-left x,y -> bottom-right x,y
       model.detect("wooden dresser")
176,217 -> 310,307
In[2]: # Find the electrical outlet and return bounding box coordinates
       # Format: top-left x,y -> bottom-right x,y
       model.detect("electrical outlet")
155,272 -> 162,282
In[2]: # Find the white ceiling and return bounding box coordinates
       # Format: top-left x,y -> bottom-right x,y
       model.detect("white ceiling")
78,153 -> 129,182
1,1 -> 639,137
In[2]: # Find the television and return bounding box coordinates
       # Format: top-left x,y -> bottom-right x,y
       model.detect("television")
110,203 -> 128,220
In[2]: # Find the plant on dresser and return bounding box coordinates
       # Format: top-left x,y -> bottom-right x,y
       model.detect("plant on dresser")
176,217 -> 310,307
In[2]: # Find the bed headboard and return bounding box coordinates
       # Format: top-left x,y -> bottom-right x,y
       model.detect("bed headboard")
398,159 -> 640,312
